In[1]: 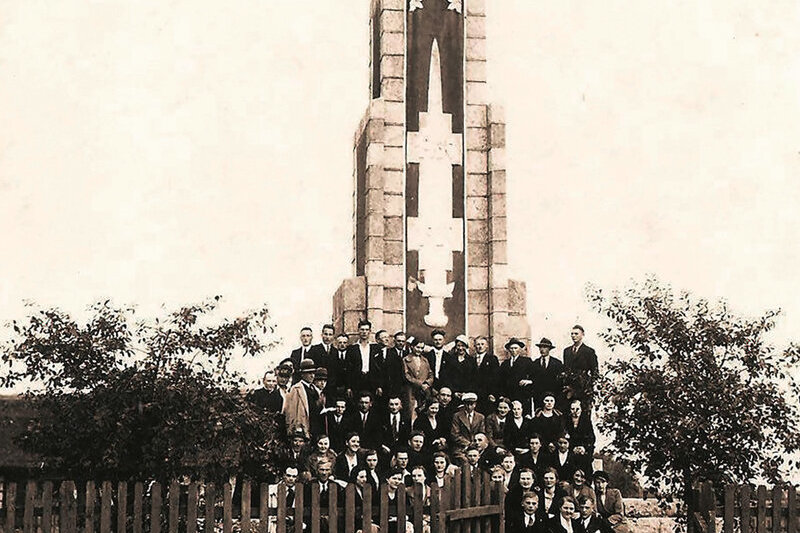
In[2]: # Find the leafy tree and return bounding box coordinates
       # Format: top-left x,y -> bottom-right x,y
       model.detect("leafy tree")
587,276 -> 800,511
0,298 -> 282,482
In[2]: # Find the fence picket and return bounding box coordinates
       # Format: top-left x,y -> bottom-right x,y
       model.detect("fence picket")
186,483 -> 198,533
397,484 -> 407,533
241,481 -> 251,533
412,484 -> 423,533
42,481 -> 53,533
85,481 -> 96,533
293,482 -> 303,533
276,484 -> 286,533
223,483 -> 232,533
757,486 -> 767,533
362,484 -> 372,533
23,481 -> 35,533
431,482 -> 441,533
481,472 -> 491,533
117,483 -> 128,533
204,484 -> 216,533
788,486 -> 797,533
100,481 -> 112,533
463,467 -> 472,533
259,483 -> 269,533
327,483 -> 338,533
61,481 -> 77,533
740,485 -> 752,533
168,481 -> 179,533
379,484 -> 389,533
441,476 -> 451,533
453,470 -> 463,533
310,483 -> 320,533
132,483 -> 143,533
150,483 -> 161,533
772,486 -> 782,533
723,484 -> 734,533
343,484 -> 354,533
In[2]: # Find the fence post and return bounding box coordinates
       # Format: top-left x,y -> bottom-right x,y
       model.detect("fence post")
343,484 -> 354,533
150,482 -> 162,533
86,481 -> 97,533
186,483 -> 198,533
241,481 -> 251,533
771,486 -> 782,533
132,482 -> 143,533
723,484 -> 734,533
293,482 -> 303,533
397,484 -> 407,533
117,482 -> 128,533
100,481 -> 112,533
310,483 -> 320,533
430,483 -> 441,533
788,486 -> 797,533
23,480 -> 36,533
362,484 -> 372,533
258,483 -> 269,533
61,481 -> 77,533
168,481 -> 179,533
223,483 -> 233,533
204,484 -> 216,533
327,483 -> 338,533
42,481 -> 54,533
757,486 -> 767,533
379,484 -> 389,533
275,484 -> 286,533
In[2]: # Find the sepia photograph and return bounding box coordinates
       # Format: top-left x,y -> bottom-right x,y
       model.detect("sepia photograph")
1,2 -> 798,533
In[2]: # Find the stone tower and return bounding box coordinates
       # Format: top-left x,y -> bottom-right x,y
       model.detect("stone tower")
333,0 -> 530,353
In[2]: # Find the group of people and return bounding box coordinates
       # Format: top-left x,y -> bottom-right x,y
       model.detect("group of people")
248,320 -> 628,533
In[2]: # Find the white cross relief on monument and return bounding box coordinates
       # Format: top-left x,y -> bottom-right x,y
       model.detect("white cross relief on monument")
407,39 -> 464,328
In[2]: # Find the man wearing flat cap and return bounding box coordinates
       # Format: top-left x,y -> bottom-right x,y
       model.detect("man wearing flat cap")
498,338 -> 535,405
531,338 -> 564,408
282,359 -> 320,437
450,392 -> 486,457
264,364 -> 293,415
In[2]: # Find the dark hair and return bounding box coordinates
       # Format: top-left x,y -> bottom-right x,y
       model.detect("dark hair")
301,326 -> 313,333
345,431 -> 360,442
334,397 -> 347,406
529,433 -> 542,442
431,329 -> 446,338
336,333 -> 349,340
359,391 -> 374,401
432,451 -> 450,464
322,324 -> 335,333
522,491 -> 539,502
572,324 -> 585,333
375,329 -> 387,338
577,494 -> 594,506
358,319 -> 372,328
386,467 -> 405,480
409,430 -> 424,440
465,445 -> 479,453
394,331 -> 406,339
394,447 -> 409,457
364,449 -> 379,459
543,466 -> 559,479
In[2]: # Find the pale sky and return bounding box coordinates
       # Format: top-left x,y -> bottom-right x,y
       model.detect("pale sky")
1,2 -> 799,387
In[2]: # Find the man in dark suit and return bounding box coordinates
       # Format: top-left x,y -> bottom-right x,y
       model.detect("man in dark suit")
507,491 -> 547,533
473,336 -> 500,414
379,396 -> 412,458
531,338 -> 564,407
563,325 -> 599,406
426,329 -> 453,392
264,364 -> 293,414
309,324 -> 336,368
345,319 -> 381,397
578,496 -> 611,533
324,398 -> 349,452
374,330 -> 404,405
347,391 -> 383,450
326,334 -> 350,402
289,327 -> 314,383
498,338 -> 535,404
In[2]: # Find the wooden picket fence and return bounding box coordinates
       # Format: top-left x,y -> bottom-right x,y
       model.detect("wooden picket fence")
0,468 -> 505,533
691,482 -> 799,533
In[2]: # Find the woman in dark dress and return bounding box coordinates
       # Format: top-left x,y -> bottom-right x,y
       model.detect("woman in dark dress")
548,496 -> 586,533
505,400 -> 534,454
562,399 -> 595,476
534,394 -> 564,451
412,399 -> 448,452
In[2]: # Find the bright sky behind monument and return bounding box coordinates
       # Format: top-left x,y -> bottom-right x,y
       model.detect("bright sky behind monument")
1,2 -> 799,386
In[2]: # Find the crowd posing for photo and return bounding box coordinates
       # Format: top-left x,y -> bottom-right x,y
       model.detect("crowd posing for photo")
248,320 -> 629,533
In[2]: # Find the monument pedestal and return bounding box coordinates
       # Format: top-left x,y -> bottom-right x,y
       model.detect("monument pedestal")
333,0 -> 529,354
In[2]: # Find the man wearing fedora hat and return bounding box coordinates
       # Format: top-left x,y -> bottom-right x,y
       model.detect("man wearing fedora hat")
531,337 -> 565,408
282,358 -> 320,437
498,338 -> 535,404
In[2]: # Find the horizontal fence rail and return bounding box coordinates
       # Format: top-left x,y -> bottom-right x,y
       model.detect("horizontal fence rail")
0,469 -> 506,533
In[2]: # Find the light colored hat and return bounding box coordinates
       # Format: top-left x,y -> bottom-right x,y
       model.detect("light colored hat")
462,392 -> 478,402
455,334 -> 470,347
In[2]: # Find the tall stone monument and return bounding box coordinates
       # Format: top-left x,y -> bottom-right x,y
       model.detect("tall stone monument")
333,0 -> 530,352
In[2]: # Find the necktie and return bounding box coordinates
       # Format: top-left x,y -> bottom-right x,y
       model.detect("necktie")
287,488 -> 295,506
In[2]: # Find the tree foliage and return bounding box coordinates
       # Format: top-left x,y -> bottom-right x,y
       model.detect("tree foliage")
588,276 -> 800,505
0,298 -> 282,482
